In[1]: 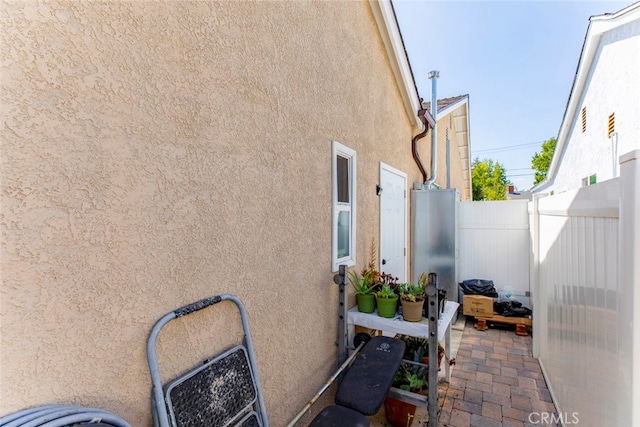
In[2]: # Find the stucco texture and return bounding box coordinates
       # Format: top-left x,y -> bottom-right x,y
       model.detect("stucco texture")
0,1 -> 440,425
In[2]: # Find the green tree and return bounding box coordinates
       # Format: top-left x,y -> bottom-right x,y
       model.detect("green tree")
531,137 -> 557,185
471,158 -> 511,201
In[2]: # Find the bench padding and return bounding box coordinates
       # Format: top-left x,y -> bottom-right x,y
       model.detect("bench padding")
334,336 -> 405,416
308,405 -> 369,427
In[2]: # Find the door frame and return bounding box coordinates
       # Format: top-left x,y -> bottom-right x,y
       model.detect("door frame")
379,162 -> 408,283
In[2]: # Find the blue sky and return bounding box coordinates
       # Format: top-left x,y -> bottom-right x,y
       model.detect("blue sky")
393,0 -> 632,190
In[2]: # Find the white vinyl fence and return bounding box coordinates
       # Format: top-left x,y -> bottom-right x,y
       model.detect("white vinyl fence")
459,200 -> 531,307
530,150 -> 639,426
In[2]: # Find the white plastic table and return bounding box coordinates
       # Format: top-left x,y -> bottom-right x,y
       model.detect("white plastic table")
347,301 -> 460,407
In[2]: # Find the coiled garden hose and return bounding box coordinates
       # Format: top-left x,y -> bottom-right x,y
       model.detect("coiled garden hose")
0,405 -> 130,427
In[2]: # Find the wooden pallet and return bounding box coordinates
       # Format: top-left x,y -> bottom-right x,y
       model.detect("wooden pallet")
474,313 -> 532,336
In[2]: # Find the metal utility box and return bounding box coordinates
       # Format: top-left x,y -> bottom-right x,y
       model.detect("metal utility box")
410,189 -> 459,303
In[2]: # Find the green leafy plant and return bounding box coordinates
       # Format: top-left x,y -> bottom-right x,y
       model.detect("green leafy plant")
400,371 -> 426,392
376,284 -> 397,299
393,345 -> 427,392
418,272 -> 429,289
349,270 -> 375,295
399,336 -> 428,359
397,335 -> 445,364
531,137 -> 557,185
392,335 -> 447,392
398,283 -> 425,302
471,157 -> 510,201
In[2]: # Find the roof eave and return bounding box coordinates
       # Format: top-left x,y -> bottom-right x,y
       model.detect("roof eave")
369,0 -> 424,130
539,2 -> 640,191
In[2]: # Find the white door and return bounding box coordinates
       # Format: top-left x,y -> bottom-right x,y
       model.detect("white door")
379,163 -> 407,282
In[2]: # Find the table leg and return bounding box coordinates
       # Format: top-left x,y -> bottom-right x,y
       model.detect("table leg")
445,323 -> 451,382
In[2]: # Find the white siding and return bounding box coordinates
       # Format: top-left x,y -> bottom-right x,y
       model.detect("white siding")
552,19 -> 640,193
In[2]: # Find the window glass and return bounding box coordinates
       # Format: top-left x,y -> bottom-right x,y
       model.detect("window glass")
337,156 -> 350,203
337,211 -> 350,258
332,141 -> 356,271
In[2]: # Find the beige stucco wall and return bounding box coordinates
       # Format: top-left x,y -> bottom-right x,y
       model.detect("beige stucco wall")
1,1 -> 434,425
438,108 -> 471,200
416,112 -> 470,200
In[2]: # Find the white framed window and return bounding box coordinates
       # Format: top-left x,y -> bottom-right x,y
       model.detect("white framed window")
582,173 -> 597,187
332,141 -> 356,271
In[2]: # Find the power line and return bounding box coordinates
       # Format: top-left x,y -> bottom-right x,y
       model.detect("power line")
473,108 -> 562,128
473,140 -> 544,155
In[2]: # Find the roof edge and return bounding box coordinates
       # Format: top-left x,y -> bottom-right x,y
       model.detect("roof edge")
436,95 -> 470,119
369,0 -> 423,130
534,2 -> 640,192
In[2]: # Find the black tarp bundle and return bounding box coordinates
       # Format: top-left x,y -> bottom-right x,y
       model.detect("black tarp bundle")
494,300 -> 532,317
458,279 -> 499,298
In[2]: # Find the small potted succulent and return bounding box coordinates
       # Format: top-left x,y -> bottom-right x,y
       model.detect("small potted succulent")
398,283 -> 425,322
400,335 -> 446,370
384,343 -> 428,427
349,270 -> 376,313
375,284 -> 398,318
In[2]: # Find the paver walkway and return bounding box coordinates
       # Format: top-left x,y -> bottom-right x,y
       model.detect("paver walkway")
371,317 -> 559,426
437,318 -> 557,427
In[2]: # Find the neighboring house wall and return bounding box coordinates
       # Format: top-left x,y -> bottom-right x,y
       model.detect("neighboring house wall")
442,101 -> 472,200
537,6 -> 640,194
1,2 -> 426,425
422,96 -> 472,200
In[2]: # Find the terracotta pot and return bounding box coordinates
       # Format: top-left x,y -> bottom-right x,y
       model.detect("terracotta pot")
400,299 -> 424,322
421,349 -> 444,368
384,396 -> 418,427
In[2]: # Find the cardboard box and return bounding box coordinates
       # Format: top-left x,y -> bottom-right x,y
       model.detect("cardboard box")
463,295 -> 494,317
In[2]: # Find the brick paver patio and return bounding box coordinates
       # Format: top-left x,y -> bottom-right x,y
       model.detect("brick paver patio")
371,317 -> 559,426
437,318 -> 557,427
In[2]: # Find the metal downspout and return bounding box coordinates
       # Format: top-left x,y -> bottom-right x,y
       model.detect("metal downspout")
425,70 -> 439,188
412,109 -> 431,184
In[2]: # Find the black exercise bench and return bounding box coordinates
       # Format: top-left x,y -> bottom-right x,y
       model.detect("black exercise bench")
307,335 -> 406,426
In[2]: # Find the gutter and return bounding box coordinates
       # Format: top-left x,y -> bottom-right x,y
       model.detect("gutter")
412,108 -> 435,184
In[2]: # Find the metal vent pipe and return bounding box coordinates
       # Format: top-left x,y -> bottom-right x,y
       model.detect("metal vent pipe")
425,70 -> 439,188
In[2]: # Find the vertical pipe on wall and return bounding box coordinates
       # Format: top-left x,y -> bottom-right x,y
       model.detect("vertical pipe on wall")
425,70 -> 439,188
446,129 -> 451,189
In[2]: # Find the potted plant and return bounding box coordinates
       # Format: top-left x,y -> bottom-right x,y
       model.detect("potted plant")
398,283 -> 425,322
375,283 -> 398,318
349,270 -> 376,313
397,335 -> 444,367
400,335 -> 445,369
384,344 -> 428,427
363,237 -> 382,286
384,335 -> 449,427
